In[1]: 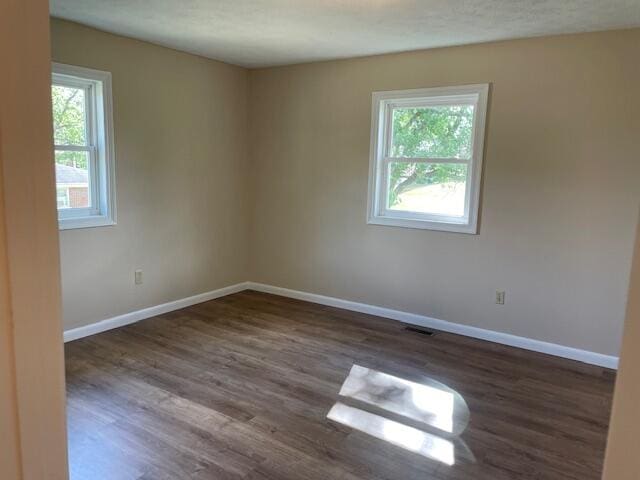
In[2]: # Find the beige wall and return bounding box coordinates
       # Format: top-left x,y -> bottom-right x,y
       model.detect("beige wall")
248,29 -> 640,356
50,19 -> 250,329
50,22 -> 640,356
603,212 -> 640,479
1,1 -> 68,479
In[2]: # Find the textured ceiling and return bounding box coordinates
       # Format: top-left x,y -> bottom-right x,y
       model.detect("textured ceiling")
50,0 -> 640,68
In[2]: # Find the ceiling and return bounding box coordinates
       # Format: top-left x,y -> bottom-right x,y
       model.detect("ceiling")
50,0 -> 640,68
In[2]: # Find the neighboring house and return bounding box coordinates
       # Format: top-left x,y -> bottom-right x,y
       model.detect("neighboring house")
56,163 -> 88,208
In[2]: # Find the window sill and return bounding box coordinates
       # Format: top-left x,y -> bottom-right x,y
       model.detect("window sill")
58,215 -> 116,231
367,215 -> 477,234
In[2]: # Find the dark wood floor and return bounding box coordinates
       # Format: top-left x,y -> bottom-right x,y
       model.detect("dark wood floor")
65,290 -> 615,480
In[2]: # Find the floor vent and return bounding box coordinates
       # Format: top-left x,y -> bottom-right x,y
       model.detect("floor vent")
404,326 -> 436,336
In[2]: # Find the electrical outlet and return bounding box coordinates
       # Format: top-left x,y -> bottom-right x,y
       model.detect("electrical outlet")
134,270 -> 143,285
495,290 -> 505,305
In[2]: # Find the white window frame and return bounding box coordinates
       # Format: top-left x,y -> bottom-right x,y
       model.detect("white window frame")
367,84 -> 489,234
52,62 -> 116,230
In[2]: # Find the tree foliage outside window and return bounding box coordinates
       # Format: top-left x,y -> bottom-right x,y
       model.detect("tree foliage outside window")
388,106 -> 473,207
52,84 -> 88,169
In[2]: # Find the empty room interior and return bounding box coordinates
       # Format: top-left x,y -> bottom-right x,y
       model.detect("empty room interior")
3,1 -> 640,479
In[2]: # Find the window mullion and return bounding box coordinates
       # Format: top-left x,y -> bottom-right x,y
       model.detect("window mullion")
54,145 -> 91,152
384,156 -> 471,165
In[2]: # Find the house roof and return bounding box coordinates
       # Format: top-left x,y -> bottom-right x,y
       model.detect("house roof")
56,163 -> 88,185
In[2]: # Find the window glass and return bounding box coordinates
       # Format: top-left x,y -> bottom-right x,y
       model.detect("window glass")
54,151 -> 90,209
52,84 -> 87,146
56,187 -> 70,209
387,162 -> 467,217
390,105 -> 474,159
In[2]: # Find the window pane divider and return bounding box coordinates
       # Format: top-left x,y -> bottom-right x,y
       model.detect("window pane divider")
383,156 -> 471,165
54,144 -> 91,152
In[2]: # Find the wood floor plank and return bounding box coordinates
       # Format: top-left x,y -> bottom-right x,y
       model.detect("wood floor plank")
66,290 -> 615,479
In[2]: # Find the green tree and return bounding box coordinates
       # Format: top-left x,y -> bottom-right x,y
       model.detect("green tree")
51,85 -> 88,169
388,106 -> 473,207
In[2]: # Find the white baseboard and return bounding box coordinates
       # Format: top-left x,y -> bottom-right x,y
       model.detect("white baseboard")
64,280 -> 619,369
246,282 -> 619,369
63,282 -> 249,343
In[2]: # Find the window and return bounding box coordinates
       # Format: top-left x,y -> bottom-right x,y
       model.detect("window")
52,63 -> 116,229
367,84 -> 489,234
56,187 -> 70,209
